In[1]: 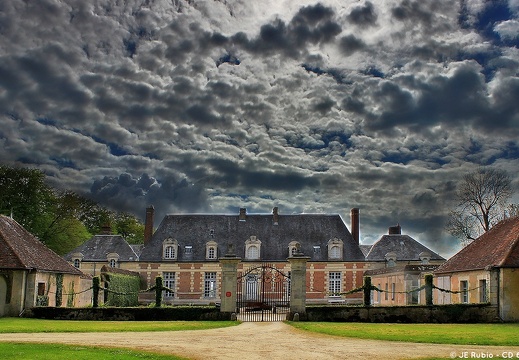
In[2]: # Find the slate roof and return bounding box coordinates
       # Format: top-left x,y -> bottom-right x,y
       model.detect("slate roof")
64,235 -> 140,262
139,213 -> 365,262
435,216 -> 519,274
365,264 -> 440,276
0,215 -> 82,274
365,234 -> 445,262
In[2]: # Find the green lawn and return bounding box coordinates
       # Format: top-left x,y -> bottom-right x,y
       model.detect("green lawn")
288,322 -> 519,346
0,343 -> 187,360
0,318 -> 238,333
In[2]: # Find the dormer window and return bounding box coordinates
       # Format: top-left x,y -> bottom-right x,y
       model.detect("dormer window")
107,253 -> 119,268
71,253 -> 83,269
385,251 -> 397,267
163,238 -> 178,260
327,238 -> 343,260
419,252 -> 431,264
245,236 -> 261,260
206,241 -> 218,259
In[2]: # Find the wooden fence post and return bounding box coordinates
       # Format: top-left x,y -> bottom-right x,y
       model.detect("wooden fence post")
155,276 -> 163,307
363,276 -> 372,306
425,274 -> 433,306
92,276 -> 99,308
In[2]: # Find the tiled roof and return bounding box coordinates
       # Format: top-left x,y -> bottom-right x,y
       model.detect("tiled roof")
64,235 -> 140,262
0,215 -> 82,274
360,244 -> 372,257
435,216 -> 519,274
365,234 -> 445,262
140,213 -> 365,262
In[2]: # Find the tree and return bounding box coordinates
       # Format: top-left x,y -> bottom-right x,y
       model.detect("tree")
0,166 -> 55,240
446,167 -> 513,246
113,212 -> 145,244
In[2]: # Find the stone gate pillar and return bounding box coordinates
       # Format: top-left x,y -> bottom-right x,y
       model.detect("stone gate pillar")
288,252 -> 310,320
219,249 -> 241,315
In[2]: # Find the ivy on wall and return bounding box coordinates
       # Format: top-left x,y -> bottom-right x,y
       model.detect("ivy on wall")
55,273 -> 63,307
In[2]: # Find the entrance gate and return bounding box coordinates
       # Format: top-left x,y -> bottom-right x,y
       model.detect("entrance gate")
236,264 -> 290,322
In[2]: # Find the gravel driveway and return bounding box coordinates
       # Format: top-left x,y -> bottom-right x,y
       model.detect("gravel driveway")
1,322 -> 518,359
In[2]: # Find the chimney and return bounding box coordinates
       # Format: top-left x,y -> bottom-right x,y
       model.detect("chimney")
350,208 -> 359,244
388,224 -> 401,235
144,205 -> 154,245
272,207 -> 279,225
239,208 -> 247,221
101,223 -> 112,235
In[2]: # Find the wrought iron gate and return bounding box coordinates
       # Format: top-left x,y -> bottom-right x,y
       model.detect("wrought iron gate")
236,264 -> 290,321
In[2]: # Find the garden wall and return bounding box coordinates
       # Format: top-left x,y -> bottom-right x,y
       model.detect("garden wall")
26,306 -> 230,321
305,304 -> 501,323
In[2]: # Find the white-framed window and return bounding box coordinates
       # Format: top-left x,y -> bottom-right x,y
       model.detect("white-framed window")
479,279 -> 488,303
73,259 -> 80,268
162,238 -> 178,260
460,280 -> 468,303
328,272 -> 342,295
327,238 -> 343,260
206,241 -> 218,260
204,272 -> 217,298
163,272 -> 175,298
109,259 -> 116,268
245,236 -> 261,260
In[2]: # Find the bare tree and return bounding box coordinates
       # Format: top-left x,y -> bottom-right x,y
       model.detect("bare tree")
446,167 -> 513,246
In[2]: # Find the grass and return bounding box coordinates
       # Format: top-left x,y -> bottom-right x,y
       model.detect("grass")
0,343 -> 187,360
287,322 -> 519,346
0,318 -> 238,333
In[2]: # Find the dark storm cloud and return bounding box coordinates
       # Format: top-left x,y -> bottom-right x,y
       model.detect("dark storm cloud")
339,34 -> 366,56
347,1 -> 378,27
227,3 -> 342,59
90,172 -> 209,220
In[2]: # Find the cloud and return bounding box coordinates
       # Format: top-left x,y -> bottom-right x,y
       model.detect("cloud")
1,0 -> 519,257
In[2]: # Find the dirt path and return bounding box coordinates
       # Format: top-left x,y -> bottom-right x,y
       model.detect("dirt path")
1,322 -> 518,360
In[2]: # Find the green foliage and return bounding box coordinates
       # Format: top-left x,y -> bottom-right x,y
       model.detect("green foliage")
0,166 -> 55,240
0,343 -> 185,360
67,281 -> 75,307
104,273 -> 140,307
155,276 -> 163,307
93,277 -> 100,308
0,318 -> 238,333
55,274 -> 63,307
288,322 -> 519,346
113,212 -> 145,244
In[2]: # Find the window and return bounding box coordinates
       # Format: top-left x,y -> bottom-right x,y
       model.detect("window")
247,245 -> 259,259
109,259 -> 116,268
73,259 -> 80,268
204,272 -> 217,298
391,283 -> 396,300
164,246 -> 175,259
163,272 -> 175,298
377,284 -> 381,303
37,283 -> 46,296
328,272 -> 341,295
206,241 -> 218,260
460,280 -> 468,303
185,246 -> 192,254
479,279 -> 487,303
408,278 -> 419,304
162,238 -> 178,260
245,236 -> 261,260
384,283 -> 388,301
327,238 -> 343,260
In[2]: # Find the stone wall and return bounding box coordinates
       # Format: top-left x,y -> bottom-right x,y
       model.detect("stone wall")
305,304 -> 501,323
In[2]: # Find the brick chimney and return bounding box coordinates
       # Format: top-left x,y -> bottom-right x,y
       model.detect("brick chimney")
101,223 -> 112,235
144,205 -> 154,245
388,224 -> 401,235
239,208 -> 246,221
272,207 -> 279,225
350,208 -> 359,244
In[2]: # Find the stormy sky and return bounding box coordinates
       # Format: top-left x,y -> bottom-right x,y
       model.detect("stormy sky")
1,0 -> 519,257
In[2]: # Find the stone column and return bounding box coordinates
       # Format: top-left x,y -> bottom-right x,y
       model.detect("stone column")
219,252 -> 241,315
288,253 -> 310,320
